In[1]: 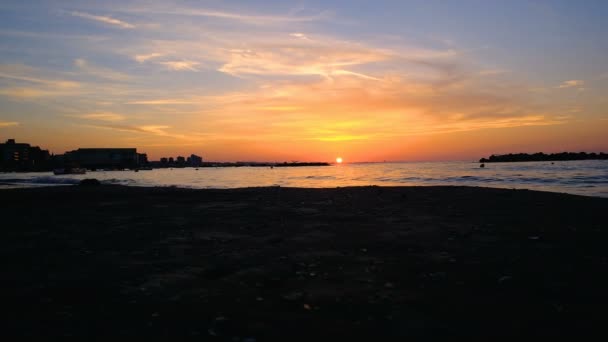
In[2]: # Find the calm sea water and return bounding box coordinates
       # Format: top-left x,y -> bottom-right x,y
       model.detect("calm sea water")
1,160 -> 607,198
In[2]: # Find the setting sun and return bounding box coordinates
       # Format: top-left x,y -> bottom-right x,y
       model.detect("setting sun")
336,157 -> 343,164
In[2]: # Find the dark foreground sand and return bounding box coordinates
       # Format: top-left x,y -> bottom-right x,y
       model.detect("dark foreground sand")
1,185 -> 607,338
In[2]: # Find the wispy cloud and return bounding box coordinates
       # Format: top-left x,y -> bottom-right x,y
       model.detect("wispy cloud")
290,32 -> 310,40
134,53 -> 164,63
139,125 -> 173,136
4,2 -> 600,160
217,41 -> 389,78
330,69 -> 381,81
0,29 -> 109,42
86,123 -> 189,140
126,98 -> 199,105
0,121 -> 19,128
187,8 -> 329,24
0,87 -> 56,98
127,6 -> 330,26
0,70 -> 80,88
71,11 -> 135,29
160,60 -> 200,71
558,79 -> 584,89
67,112 -> 126,122
0,65 -> 81,99
122,70 -> 564,144
86,123 -> 158,134
73,58 -> 130,81
46,18 -> 563,143
118,24 -> 457,81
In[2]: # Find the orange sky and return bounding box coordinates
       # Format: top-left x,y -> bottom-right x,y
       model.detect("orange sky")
1,1 -> 607,161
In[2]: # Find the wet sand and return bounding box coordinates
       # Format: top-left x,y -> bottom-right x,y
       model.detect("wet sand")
1,185 -> 607,338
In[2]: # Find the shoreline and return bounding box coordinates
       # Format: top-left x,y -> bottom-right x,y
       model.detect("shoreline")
2,182 -> 607,199
2,185 -> 607,338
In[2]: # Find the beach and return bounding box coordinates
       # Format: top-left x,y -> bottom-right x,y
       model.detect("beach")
2,185 -> 607,338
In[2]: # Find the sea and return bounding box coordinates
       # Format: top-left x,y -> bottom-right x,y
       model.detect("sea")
1,160 -> 607,198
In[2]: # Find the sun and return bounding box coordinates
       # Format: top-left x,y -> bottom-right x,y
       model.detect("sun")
336,157 -> 343,164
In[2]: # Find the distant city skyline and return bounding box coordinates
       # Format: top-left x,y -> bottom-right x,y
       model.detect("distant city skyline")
1,0 -> 607,161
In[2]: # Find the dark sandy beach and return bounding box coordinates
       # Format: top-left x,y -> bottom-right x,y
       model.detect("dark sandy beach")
1,185 -> 607,338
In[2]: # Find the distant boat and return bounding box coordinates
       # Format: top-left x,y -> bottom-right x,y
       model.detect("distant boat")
138,166 -> 153,171
53,168 -> 86,175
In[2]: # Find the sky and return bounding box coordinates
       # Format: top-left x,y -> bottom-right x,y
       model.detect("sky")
0,0 -> 607,162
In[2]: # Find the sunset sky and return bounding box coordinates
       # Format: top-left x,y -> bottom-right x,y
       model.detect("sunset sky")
1,0 -> 607,162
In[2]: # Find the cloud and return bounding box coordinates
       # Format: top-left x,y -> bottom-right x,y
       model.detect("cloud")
86,123 -> 158,134
330,69 -> 380,81
116,23 -> 459,82
71,11 -> 135,29
73,59 -> 130,81
0,87 -> 55,98
2,4 -> 577,153
86,123 -> 190,140
217,41 -> 389,78
127,69 -> 563,144
0,64 -> 142,103
0,121 -> 19,128
0,66 -> 81,98
126,6 -> 330,26
67,112 -> 126,121
558,80 -> 584,89
134,53 -> 164,63
290,32 -> 310,40
161,31 -> 458,83
186,8 -> 329,24
159,60 -> 200,71
0,70 -> 80,89
71,21 -> 564,142
139,125 -> 173,136
126,99 -> 199,105
0,29 -> 110,43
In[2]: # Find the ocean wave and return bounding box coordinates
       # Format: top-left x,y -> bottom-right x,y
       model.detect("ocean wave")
101,178 -> 136,185
303,175 -> 336,180
399,177 -> 421,181
0,176 -> 81,185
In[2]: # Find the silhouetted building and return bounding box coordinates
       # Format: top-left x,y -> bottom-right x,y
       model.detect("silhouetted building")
64,148 -> 140,169
154,154 -> 203,168
138,153 -> 148,165
0,139 -> 50,171
188,154 -> 203,167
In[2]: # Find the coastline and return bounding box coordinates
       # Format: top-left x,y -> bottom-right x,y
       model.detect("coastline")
2,185 -> 607,338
